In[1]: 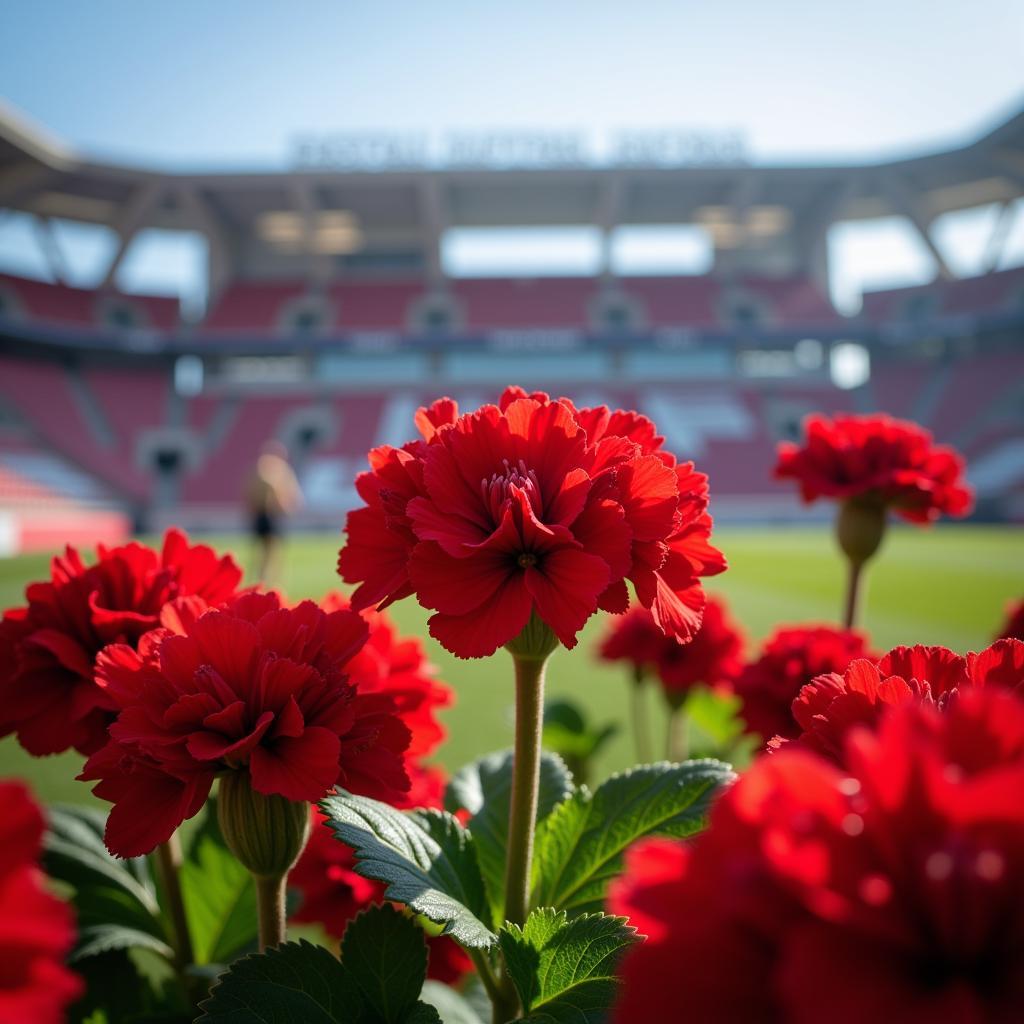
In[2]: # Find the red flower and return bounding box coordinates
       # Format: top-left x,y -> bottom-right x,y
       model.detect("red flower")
289,597 -> 469,981
338,387 -> 725,659
777,639 -> 1024,763
653,596 -> 745,702
598,606 -> 669,678
320,593 -> 451,761
735,625 -> 875,742
611,687 -> 1024,1024
996,598 -> 1024,642
774,413 -> 973,523
0,780 -> 82,1023
0,529 -> 242,756
80,592 -> 411,857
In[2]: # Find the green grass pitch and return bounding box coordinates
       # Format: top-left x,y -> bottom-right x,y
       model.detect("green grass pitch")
1,524 -> 1019,805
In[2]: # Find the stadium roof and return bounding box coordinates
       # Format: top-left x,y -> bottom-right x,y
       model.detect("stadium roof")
2,101 -> 1023,284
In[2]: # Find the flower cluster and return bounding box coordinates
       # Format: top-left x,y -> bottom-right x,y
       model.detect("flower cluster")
611,687 -> 1024,1023
0,781 -> 82,1023
735,625 -> 875,742
0,530 -> 242,756
81,592 -> 412,857
599,598 -> 744,702
775,638 -> 1024,763
338,387 -> 725,658
774,413 -> 973,524
318,593 -> 451,762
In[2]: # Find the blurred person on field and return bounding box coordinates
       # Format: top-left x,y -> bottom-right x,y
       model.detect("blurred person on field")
245,440 -> 302,584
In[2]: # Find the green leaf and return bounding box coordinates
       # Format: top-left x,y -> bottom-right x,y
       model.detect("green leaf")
419,981 -> 485,1024
320,789 -> 496,948
181,806 -> 258,964
198,939 -> 355,1023
532,759 -> 734,914
542,700 -> 619,761
445,750 -> 573,923
44,806 -> 160,923
70,924 -> 175,963
198,931 -> 442,1024
340,904 -> 428,1022
499,908 -> 639,1023
684,685 -> 744,748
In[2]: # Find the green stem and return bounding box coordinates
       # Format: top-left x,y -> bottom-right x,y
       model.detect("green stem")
503,653 -> 547,929
631,669 -> 652,764
467,947 -> 503,1009
666,707 -> 689,762
255,873 -> 288,951
155,833 -> 194,969
843,557 -> 864,630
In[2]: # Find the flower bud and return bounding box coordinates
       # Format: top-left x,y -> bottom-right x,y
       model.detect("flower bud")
505,612 -> 559,662
836,498 -> 887,568
217,771 -> 311,879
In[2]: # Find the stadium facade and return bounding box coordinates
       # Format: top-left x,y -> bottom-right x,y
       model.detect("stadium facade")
0,103 -> 1022,550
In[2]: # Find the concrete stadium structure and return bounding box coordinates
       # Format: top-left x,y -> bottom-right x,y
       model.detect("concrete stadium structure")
0,103 -> 1022,547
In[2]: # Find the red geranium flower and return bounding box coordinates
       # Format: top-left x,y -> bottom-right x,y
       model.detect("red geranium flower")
598,605 -> 669,679
776,639 -> 1024,763
338,387 -> 725,659
774,413 -> 973,523
320,593 -> 451,761
996,598 -> 1024,642
0,529 -> 241,756
289,597 -> 468,982
735,625 -> 875,742
0,780 -> 82,1023
611,687 -> 1024,1024
80,592 -> 412,858
653,596 -> 744,703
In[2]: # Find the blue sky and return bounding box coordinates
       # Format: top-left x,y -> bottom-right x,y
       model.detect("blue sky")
1,0 -> 1023,307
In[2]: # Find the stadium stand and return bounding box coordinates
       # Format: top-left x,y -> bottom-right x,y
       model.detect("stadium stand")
0,102 -> 1022,539
0,272 -> 179,331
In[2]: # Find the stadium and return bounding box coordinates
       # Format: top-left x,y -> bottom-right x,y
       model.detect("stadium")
1,8 -> 1024,1019
1,101 -> 1023,550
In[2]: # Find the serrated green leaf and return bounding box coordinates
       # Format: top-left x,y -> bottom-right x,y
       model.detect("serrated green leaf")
320,789 -> 496,949
197,936 -> 441,1024
70,924 -> 175,963
419,981 -> 485,1024
444,750 -> 573,924
340,904 -> 427,1022
499,909 -> 639,1023
44,806 -> 160,921
197,939 -> 355,1023
181,806 -> 258,964
532,759 -> 734,914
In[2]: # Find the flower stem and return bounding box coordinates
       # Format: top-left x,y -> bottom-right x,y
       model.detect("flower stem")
631,669 -> 651,764
843,557 -> 864,630
467,948 -> 503,1009
503,652 -> 548,929
255,873 -> 288,951
666,707 -> 689,762
155,833 -> 194,970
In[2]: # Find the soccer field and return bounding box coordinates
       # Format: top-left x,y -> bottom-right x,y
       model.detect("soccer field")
1,524 -> 1019,804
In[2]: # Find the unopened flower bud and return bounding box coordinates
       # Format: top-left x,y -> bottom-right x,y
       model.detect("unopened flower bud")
217,771 -> 311,879
836,499 -> 887,568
